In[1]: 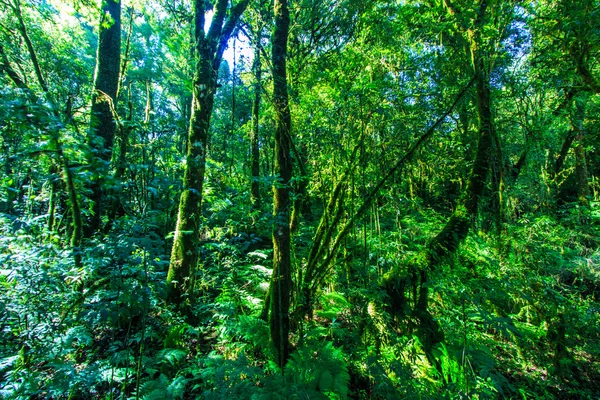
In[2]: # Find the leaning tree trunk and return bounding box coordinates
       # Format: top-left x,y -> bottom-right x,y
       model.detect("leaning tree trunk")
269,0 -> 293,369
390,0 -> 495,367
413,52 -> 494,360
167,0 -> 249,309
87,0 -> 121,235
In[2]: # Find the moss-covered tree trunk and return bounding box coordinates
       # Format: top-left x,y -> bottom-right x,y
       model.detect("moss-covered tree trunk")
87,0 -> 121,234
167,0 -> 249,308
269,0 -> 293,369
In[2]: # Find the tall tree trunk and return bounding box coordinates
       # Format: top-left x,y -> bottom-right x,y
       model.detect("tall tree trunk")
87,0 -> 121,234
108,85 -> 133,223
269,0 -> 293,369
167,35 -> 212,307
250,46 -> 261,209
167,0 -> 249,308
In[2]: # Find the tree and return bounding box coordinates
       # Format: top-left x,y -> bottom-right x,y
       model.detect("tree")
167,0 -> 249,308
380,0 -> 509,366
2,1 -> 600,398
268,0 -> 293,368
87,0 -> 121,234
530,0 -> 599,209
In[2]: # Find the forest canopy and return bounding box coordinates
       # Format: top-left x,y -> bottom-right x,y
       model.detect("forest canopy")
1,0 -> 599,398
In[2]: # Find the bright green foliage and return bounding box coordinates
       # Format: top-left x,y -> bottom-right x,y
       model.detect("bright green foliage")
1,0 -> 600,398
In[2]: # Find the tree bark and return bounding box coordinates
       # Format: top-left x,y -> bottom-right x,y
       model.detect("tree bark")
87,0 -> 121,234
269,0 -> 293,369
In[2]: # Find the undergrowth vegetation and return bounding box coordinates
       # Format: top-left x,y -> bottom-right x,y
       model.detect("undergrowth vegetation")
1,199 -> 599,399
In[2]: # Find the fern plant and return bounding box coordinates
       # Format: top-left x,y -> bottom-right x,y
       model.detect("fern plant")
285,340 -> 350,399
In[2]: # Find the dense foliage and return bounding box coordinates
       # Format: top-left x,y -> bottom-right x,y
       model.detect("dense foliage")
1,0 -> 599,398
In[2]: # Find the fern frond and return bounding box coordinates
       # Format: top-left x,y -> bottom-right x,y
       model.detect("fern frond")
157,348 -> 187,366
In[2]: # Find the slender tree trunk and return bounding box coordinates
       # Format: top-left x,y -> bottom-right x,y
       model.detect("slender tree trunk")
87,0 -> 121,234
11,0 -> 48,93
108,85 -> 133,223
47,165 -> 58,232
105,6 -> 134,225
250,46 -> 261,209
117,6 -> 134,100
228,38 -> 237,173
269,0 -> 293,369
62,149 -> 83,269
